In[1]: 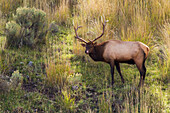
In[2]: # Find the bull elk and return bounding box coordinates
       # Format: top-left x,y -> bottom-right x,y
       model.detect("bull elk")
74,21 -> 150,87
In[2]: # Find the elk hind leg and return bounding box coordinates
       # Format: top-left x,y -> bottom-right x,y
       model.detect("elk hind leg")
135,58 -> 146,87
142,60 -> 146,81
115,62 -> 125,83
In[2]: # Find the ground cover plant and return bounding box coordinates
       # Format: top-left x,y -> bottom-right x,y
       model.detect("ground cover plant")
0,0 -> 169,112
5,7 -> 47,48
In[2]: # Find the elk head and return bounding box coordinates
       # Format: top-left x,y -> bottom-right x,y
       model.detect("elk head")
74,21 -> 107,54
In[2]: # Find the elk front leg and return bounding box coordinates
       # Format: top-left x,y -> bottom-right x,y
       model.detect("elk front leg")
110,62 -> 115,85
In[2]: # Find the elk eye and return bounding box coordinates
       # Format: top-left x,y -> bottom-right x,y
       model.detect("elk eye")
81,43 -> 86,47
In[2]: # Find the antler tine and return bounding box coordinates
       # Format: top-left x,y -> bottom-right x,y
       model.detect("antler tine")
91,20 -> 107,42
74,26 -> 88,43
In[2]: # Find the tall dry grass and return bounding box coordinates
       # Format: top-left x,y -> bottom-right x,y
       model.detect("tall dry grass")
11,0 -> 169,45
73,0 -> 169,41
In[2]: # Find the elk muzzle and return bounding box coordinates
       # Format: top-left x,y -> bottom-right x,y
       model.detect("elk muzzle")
85,50 -> 90,54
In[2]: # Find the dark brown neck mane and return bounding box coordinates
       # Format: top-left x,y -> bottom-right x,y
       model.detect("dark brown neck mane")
89,42 -> 108,62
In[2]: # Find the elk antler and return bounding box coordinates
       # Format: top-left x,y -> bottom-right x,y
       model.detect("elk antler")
74,26 -> 88,43
91,21 -> 107,42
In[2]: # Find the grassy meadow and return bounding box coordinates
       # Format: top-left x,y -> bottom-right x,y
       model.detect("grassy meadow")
0,0 -> 169,112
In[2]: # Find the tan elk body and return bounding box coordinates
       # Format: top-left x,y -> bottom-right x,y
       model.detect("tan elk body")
74,21 -> 150,86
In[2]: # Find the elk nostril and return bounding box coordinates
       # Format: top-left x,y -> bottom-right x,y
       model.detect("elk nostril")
85,50 -> 89,54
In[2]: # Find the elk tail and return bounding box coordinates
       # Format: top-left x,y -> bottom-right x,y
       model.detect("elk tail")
138,42 -> 150,59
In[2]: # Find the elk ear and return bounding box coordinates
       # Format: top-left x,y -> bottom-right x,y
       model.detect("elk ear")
81,43 -> 86,47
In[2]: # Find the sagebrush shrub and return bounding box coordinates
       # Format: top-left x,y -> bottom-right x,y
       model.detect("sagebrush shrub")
5,7 -> 47,48
10,70 -> 23,90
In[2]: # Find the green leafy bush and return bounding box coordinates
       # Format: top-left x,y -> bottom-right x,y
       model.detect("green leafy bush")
10,70 -> 23,90
5,7 -> 47,48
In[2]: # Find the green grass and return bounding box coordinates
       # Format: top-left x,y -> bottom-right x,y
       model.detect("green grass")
0,29 -> 169,112
0,90 -> 59,112
0,36 -> 6,50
